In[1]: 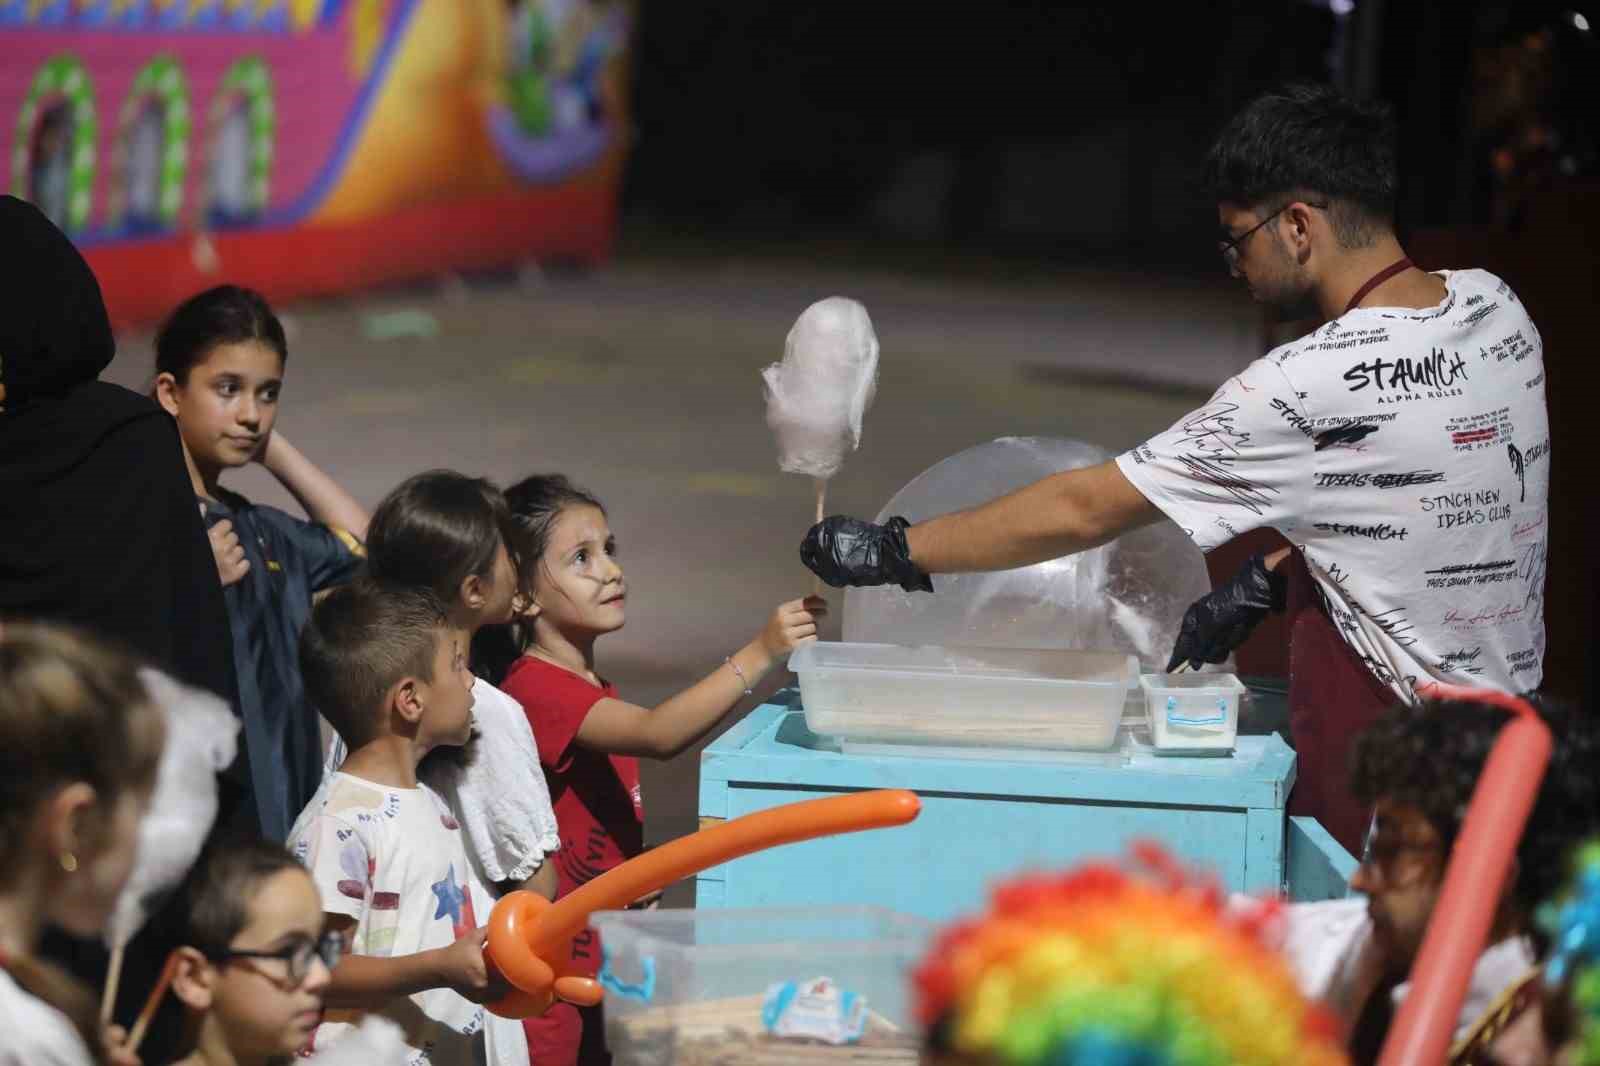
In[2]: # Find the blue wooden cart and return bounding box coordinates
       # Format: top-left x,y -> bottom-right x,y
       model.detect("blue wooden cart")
696,690 -> 1356,921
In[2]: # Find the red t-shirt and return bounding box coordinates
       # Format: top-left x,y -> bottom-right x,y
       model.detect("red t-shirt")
502,655 -> 644,969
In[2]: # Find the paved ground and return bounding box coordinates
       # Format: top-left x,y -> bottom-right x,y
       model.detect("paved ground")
105,245 -> 1262,892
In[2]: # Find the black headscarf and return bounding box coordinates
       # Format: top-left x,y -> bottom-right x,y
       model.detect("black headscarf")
2,195 -> 254,1060
0,195 -> 236,703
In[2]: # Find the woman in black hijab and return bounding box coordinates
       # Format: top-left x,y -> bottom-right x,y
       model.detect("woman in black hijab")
1,196 -> 247,1058
0,195 -> 236,707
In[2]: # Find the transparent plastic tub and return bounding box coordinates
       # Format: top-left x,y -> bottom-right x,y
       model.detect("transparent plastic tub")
791,642 -> 1138,752
593,905 -> 934,1066
1139,672 -> 1246,753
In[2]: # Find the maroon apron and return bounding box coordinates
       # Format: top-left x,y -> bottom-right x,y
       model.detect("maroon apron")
1285,259 -> 1423,858
1284,549 -> 1399,857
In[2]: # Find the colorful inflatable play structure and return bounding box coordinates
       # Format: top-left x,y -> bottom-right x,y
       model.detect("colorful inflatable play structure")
0,0 -> 630,325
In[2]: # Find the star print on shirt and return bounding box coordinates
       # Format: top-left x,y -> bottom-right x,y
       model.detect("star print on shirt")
432,864 -> 468,928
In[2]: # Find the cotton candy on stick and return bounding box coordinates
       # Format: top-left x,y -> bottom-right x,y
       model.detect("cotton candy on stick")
303,1017 -> 410,1064
762,297 -> 880,588
102,669 -> 239,1034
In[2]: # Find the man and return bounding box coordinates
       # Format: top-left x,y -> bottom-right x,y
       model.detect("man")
801,84 -> 1550,851
1273,696 -> 1597,1064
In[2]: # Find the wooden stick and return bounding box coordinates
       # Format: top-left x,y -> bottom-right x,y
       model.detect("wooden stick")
100,942 -> 125,1027
127,950 -> 179,1053
813,478 -> 828,598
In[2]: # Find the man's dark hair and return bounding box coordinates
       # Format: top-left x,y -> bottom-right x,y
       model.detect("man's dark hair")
1352,696 -> 1600,948
181,837 -> 307,960
1204,83 -> 1398,248
299,578 -> 446,748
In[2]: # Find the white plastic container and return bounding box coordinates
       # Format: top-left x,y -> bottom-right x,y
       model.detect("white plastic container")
791,642 -> 1137,752
593,905 -> 933,1066
1139,672 -> 1246,753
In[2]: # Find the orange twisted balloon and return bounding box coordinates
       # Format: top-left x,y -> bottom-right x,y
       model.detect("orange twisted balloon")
484,788 -> 922,1018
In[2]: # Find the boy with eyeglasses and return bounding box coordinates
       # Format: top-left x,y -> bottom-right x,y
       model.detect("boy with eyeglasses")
1271,696 -> 1599,1065
169,838 -> 342,1064
285,579 -> 528,1065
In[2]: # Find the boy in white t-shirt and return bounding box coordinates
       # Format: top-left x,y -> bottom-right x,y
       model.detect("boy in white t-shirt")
289,579 -> 527,1066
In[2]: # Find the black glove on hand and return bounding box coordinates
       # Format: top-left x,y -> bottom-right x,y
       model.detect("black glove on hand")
800,516 -> 934,593
1165,552 -> 1286,672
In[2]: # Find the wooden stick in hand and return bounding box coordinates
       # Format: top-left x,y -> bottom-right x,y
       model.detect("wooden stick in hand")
126,950 -> 179,1053
100,942 -> 125,1026
813,478 -> 827,598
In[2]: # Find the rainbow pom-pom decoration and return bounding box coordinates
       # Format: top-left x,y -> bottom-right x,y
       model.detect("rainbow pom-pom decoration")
913,842 -> 1348,1065
1541,840 -> 1600,1065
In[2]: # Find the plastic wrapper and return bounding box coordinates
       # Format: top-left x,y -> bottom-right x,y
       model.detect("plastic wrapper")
842,436 -> 1214,672
762,297 -> 879,480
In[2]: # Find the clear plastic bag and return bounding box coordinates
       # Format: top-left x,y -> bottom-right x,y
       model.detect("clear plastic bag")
842,436 -> 1214,672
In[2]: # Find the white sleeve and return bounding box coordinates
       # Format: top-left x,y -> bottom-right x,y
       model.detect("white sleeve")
290,810 -> 369,923
421,681 -> 561,885
1229,896 -> 1382,1025
1116,361 -> 1313,552
0,975 -> 97,1066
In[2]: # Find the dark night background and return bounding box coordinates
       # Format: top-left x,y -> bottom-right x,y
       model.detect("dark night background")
620,1 -> 1596,270
616,0 -> 1597,700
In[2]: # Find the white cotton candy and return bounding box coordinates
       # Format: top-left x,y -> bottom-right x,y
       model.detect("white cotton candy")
762,297 -> 880,479
105,668 -> 239,949
303,1017 -> 409,1065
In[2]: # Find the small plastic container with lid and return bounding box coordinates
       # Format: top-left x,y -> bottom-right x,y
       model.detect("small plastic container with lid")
593,905 -> 932,1065
1139,672 -> 1246,754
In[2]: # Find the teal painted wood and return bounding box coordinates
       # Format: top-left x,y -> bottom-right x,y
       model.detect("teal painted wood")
1244,806 -> 1287,895
702,699 -> 1296,808
1287,815 -> 1361,902
695,694 -> 1308,922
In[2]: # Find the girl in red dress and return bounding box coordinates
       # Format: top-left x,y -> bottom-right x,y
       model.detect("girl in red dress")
482,474 -> 822,1066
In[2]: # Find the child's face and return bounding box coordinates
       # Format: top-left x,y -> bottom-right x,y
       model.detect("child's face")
535,504 -> 626,636
206,868 -> 331,1060
158,340 -> 283,474
422,628 -> 476,747
1348,800 -> 1446,973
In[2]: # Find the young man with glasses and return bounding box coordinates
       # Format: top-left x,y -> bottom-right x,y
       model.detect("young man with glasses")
170,839 -> 341,1065
800,84 -> 1551,854
1272,696 -> 1597,1065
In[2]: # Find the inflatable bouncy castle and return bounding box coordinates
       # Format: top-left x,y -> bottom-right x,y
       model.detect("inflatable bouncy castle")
0,0 -> 631,325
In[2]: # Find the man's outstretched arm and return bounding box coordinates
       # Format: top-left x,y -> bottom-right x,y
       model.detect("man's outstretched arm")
802,460 -> 1163,588
907,460 -> 1162,573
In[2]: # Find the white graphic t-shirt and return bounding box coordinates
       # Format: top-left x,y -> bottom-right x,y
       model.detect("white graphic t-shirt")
290,773 -> 529,1066
325,678 -> 561,886
1117,269 -> 1548,700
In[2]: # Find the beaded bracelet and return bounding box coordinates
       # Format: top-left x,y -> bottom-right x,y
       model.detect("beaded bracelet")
725,656 -> 753,697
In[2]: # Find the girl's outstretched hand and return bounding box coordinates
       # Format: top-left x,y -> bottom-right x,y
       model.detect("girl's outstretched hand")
759,595 -> 828,658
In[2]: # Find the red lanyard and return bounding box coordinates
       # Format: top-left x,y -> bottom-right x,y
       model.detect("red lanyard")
1344,257 -> 1413,314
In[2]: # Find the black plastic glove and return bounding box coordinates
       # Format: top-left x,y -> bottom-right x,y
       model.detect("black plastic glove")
800,516 -> 934,593
1165,552 -> 1286,672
